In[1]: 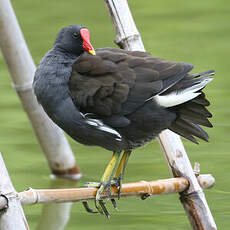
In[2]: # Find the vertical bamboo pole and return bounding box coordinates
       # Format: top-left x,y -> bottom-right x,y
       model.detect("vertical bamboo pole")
0,0 -> 81,180
104,0 -> 217,229
0,153 -> 29,230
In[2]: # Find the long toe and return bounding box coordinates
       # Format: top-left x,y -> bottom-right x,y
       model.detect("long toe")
82,201 -> 98,213
98,200 -> 111,219
111,199 -> 118,211
94,181 -> 114,217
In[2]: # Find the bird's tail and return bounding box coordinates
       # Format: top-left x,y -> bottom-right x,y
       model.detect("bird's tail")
161,70 -> 214,144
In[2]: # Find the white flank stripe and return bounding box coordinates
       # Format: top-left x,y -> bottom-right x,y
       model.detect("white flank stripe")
85,118 -> 122,139
85,120 -> 98,127
98,126 -> 122,139
115,138 -> 122,141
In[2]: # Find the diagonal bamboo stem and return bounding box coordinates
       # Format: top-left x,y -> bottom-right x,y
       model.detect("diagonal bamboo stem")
0,0 -> 81,180
104,0 -> 217,229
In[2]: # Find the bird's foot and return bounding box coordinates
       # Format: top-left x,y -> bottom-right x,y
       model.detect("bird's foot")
94,180 -> 119,218
82,151 -> 129,218
83,180 -> 119,217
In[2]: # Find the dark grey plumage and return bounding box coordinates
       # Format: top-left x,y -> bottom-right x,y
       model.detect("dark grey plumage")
33,25 -> 213,154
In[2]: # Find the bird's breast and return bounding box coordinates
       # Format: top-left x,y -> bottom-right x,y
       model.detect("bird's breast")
34,58 -> 74,107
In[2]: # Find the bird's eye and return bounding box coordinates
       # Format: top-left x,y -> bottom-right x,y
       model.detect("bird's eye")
73,32 -> 79,38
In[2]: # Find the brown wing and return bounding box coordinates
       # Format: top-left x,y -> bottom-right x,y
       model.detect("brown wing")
69,47 -> 193,118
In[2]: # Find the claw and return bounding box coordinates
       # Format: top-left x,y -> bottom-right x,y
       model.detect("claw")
99,200 -> 111,219
141,193 -> 151,200
82,201 -> 98,213
94,199 -> 104,215
111,199 -> 118,211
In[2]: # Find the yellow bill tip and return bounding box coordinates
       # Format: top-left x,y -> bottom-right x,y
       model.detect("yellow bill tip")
88,49 -> 96,55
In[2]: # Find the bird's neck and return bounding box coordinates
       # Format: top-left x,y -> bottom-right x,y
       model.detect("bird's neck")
34,47 -> 80,114
48,47 -> 79,65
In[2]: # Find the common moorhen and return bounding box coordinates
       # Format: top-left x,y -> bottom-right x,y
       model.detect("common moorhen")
33,25 -> 213,218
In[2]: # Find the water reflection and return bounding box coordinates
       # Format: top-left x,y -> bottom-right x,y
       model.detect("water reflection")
35,177 -> 79,230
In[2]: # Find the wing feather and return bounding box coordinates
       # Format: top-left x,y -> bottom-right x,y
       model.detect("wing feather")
69,48 -> 193,120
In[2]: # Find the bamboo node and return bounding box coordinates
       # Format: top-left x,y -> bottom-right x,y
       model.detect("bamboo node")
115,34 -> 140,48
21,188 -> 39,204
12,81 -> 33,92
139,180 -> 153,199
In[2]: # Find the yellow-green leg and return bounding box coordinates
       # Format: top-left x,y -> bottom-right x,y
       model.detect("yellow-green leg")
113,150 -> 131,199
95,151 -> 121,217
83,150 -> 131,218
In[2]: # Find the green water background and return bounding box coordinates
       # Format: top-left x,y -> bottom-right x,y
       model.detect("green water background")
0,0 -> 229,229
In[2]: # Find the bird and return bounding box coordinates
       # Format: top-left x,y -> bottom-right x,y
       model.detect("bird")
33,24 -> 214,218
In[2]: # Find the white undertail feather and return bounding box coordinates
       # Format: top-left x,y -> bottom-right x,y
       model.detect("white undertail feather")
154,77 -> 213,108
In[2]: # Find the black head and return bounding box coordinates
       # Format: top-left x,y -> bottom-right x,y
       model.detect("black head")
54,25 -> 95,56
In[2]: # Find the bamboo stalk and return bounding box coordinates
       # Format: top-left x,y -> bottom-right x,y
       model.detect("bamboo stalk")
0,0 -> 81,180
0,174 -> 212,209
104,0 -> 217,229
0,153 -> 29,230
19,178 -> 189,205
